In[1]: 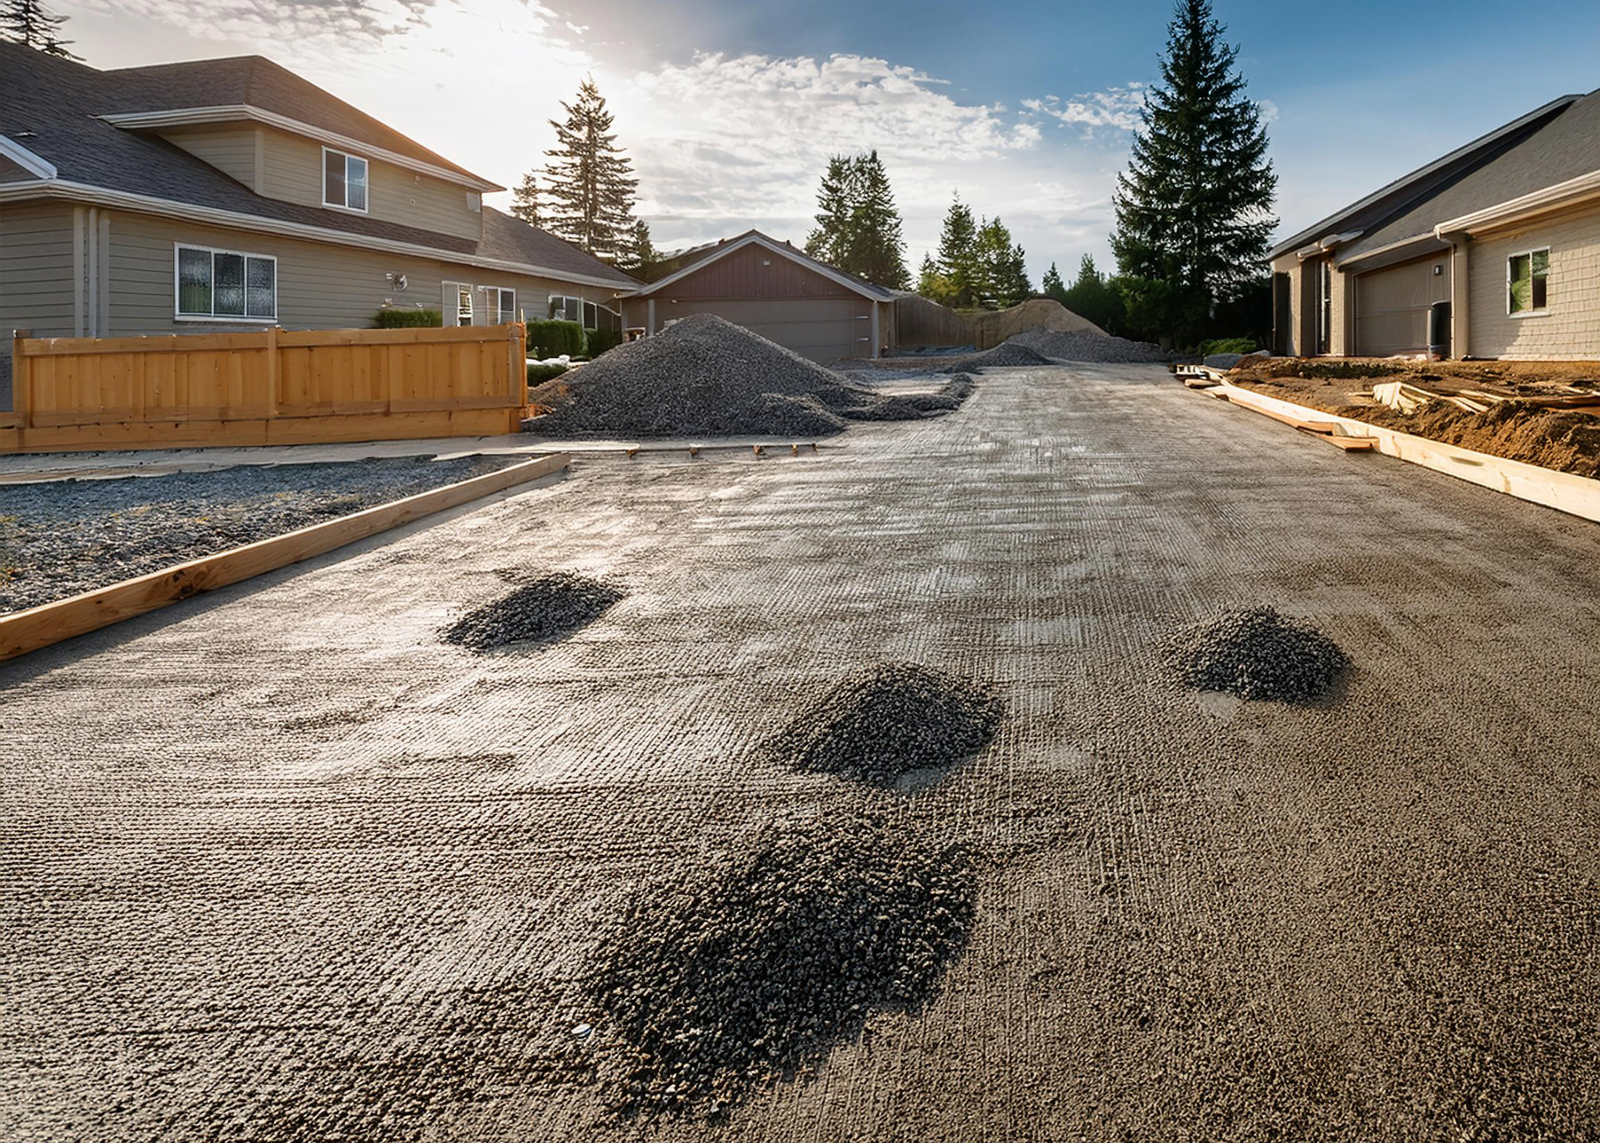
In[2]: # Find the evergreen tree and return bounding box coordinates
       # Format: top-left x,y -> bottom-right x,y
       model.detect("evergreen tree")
804,155 -> 855,270
803,151 -> 909,288
509,172 -> 540,226
1063,255 -> 1126,333
934,196 -> 979,307
972,217 -> 1029,309
1,0 -> 77,58
618,219 -> 659,280
1111,0 -> 1275,341
916,254 -> 957,305
1041,262 -> 1068,304
541,76 -> 638,259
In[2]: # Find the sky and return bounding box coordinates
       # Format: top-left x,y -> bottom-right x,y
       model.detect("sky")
47,0 -> 1600,283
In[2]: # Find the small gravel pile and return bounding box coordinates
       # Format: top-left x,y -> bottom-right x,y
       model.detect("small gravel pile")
581,813 -> 975,1114
766,663 -> 1005,783
525,314 -> 974,438
1164,606 -> 1349,702
1009,326 -> 1167,363
441,570 -> 623,651
942,342 -> 1055,372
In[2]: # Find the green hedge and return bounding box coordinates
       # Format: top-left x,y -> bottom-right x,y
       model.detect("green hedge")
373,308 -> 443,328
527,319 -> 585,358
585,328 -> 624,358
527,362 -> 570,386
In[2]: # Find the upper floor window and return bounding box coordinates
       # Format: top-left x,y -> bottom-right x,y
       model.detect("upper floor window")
323,148 -> 369,213
1508,248 -> 1549,315
175,243 -> 276,321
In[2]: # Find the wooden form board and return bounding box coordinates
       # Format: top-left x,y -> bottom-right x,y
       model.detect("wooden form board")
1213,380 -> 1600,525
0,451 -> 571,662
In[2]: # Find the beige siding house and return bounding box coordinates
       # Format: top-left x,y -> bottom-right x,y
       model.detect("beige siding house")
0,43 -> 637,397
1270,87 -> 1600,361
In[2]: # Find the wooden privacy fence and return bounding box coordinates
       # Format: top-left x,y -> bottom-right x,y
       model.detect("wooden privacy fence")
2,323 -> 528,454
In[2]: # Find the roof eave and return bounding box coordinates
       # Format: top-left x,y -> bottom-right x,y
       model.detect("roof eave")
1433,168 -> 1600,236
625,231 -> 891,300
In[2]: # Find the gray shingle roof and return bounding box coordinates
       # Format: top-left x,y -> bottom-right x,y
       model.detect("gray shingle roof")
0,42 -> 637,290
630,229 -> 897,299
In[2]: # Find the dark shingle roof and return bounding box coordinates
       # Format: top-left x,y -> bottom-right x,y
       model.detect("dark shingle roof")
630,229 -> 897,299
0,42 -> 636,289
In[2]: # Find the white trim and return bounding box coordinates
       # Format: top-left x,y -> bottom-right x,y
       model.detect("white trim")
1434,169 -> 1600,237
99,105 -> 502,192
0,180 -> 636,292
174,240 -> 279,322
625,232 -> 891,301
1505,246 -> 1550,316
0,134 -> 57,179
320,146 -> 369,214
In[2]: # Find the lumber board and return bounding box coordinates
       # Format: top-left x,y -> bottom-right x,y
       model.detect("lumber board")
0,451 -> 571,662
1220,393 -> 1337,434
1317,434 -> 1377,451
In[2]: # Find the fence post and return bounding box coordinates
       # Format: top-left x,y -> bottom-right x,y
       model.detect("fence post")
11,329 -> 31,430
265,325 -> 280,417
511,322 -> 525,407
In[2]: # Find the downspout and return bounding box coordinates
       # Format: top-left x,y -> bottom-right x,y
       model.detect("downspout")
1441,230 -> 1470,360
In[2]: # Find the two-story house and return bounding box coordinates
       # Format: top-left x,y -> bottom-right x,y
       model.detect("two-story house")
0,42 -> 638,396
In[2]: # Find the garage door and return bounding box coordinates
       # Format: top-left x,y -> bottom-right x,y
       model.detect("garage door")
1355,258 -> 1450,356
659,298 -> 869,362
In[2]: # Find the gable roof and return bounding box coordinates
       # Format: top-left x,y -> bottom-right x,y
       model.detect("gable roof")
1268,92 -> 1581,262
0,42 -> 637,291
626,230 -> 896,300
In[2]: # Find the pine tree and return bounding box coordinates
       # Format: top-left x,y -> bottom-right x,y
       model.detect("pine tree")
1063,255 -> 1127,333
1,0 -> 78,58
935,196 -> 979,308
972,217 -> 1028,309
1041,262 -> 1068,304
541,76 -> 639,259
1111,0 -> 1275,340
618,219 -> 659,280
509,172 -> 540,226
804,155 -> 855,270
916,254 -> 957,305
803,151 -> 909,288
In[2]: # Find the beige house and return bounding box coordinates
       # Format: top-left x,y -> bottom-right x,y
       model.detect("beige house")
0,43 -> 636,397
1270,87 -> 1600,361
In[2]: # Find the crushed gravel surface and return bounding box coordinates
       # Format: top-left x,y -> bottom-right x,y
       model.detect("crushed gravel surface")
0,455 -> 515,614
580,811 -> 975,1115
765,663 -> 1005,783
525,314 -> 974,438
1164,606 -> 1349,702
441,570 -> 623,651
1009,326 -> 1167,363
942,343 -> 1055,372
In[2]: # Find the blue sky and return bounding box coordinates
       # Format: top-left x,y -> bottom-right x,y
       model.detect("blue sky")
55,0 -> 1600,281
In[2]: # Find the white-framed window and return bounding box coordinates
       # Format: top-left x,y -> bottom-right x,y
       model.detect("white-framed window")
174,243 -> 277,321
322,147 -> 369,213
465,191 -> 481,213
442,282 -> 474,326
1508,247 -> 1549,315
548,293 -> 621,331
494,287 -> 516,324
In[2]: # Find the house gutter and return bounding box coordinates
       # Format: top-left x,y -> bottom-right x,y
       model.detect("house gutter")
0,179 -> 636,292
1432,169 -> 1600,237
0,134 -> 57,179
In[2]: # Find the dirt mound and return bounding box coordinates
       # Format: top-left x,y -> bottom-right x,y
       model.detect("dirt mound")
1165,606 -> 1348,702
1010,327 -> 1167,363
580,813 -> 975,1115
963,297 -> 1105,349
1359,400 -> 1600,480
943,342 -> 1055,372
524,314 -> 974,439
765,663 -> 1005,783
441,571 -> 623,651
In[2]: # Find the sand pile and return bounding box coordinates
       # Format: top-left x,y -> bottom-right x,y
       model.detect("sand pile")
525,314 -> 974,439
581,813 -> 975,1114
1164,606 -> 1348,702
943,342 -> 1055,372
441,570 -> 623,651
765,663 -> 1005,783
964,297 -> 1106,348
1010,327 -> 1167,363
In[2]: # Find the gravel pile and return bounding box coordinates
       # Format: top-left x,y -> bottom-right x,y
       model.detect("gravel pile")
766,663 -> 1005,783
441,570 -> 623,651
0,455 -> 516,614
1164,606 -> 1349,702
1009,326 -> 1168,363
525,314 -> 974,439
581,812 -> 975,1114
942,342 -> 1055,372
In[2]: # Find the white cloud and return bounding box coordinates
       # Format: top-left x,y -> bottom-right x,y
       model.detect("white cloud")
1024,85 -> 1148,134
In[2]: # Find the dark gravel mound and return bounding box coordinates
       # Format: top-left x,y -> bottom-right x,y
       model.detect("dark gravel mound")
581,813 -> 975,1114
441,571 -> 623,651
1009,326 -> 1167,363
1164,606 -> 1349,702
942,342 -> 1054,372
525,314 -> 974,439
766,663 -> 1005,783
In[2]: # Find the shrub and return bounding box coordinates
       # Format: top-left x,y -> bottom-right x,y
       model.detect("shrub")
373,308 -> 443,328
1198,336 -> 1258,357
527,362 -> 569,386
527,319 -> 585,358
585,328 -> 624,358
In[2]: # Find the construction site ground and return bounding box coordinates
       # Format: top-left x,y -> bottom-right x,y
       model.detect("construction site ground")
4,362 -> 1599,1141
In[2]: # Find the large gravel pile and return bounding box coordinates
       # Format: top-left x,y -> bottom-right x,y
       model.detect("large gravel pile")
581,812 -> 975,1114
942,342 -> 1055,372
525,314 -> 974,438
766,663 -> 1005,783
441,570 -> 623,651
1010,326 -> 1167,363
1164,606 -> 1349,702
0,455 -> 516,614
